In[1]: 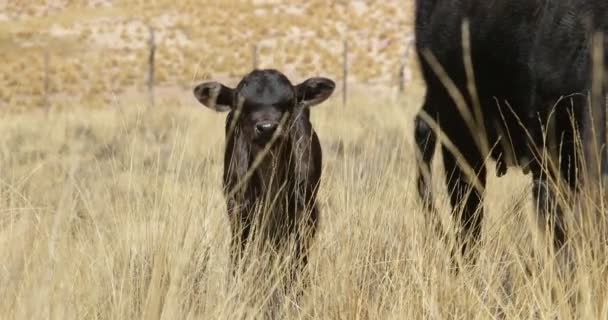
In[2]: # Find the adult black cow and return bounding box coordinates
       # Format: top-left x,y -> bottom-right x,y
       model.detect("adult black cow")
193,69 -> 335,282
413,0 -> 608,258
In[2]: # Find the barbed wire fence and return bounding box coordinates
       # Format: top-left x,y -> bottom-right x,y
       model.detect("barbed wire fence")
8,33 -> 417,111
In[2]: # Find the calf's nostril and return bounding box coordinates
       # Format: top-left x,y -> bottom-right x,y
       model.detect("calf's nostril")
255,122 -> 278,134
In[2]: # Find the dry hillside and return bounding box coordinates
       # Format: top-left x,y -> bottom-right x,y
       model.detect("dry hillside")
2,0 -> 417,110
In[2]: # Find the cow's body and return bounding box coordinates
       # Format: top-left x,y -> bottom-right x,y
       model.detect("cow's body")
529,0 -> 608,183
194,69 -> 335,281
414,0 -> 608,256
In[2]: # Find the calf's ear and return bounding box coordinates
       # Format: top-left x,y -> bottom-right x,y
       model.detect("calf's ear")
193,82 -> 234,112
296,77 -> 335,107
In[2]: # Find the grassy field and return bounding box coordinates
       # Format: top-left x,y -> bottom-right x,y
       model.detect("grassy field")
3,1 -> 608,319
1,86 -> 608,319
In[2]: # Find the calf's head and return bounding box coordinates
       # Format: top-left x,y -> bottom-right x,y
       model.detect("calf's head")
194,69 -> 335,146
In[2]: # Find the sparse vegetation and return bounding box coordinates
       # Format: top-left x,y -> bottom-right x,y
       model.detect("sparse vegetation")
3,1 -> 608,319
0,0 -> 415,110
2,90 -> 608,319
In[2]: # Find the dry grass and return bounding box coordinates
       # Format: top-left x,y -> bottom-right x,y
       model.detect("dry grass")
2,2 -> 607,319
1,87 -> 608,319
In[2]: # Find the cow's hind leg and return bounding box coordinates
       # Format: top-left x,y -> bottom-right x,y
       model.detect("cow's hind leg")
534,100 -> 586,252
531,170 -> 566,252
442,145 -> 486,262
415,114 -> 437,213
533,109 -> 580,252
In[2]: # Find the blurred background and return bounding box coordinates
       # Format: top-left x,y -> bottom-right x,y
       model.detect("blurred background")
1,0 -> 420,111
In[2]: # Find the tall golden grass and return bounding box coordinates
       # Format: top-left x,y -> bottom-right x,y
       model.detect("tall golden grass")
1,86 -> 607,319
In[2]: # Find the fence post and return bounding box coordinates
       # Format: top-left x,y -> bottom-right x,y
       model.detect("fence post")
398,62 -> 405,94
43,50 -> 50,112
399,38 -> 414,95
147,26 -> 156,108
342,39 -> 348,107
252,44 -> 258,70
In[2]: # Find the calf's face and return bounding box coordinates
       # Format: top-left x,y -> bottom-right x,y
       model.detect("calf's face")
194,69 -> 335,146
